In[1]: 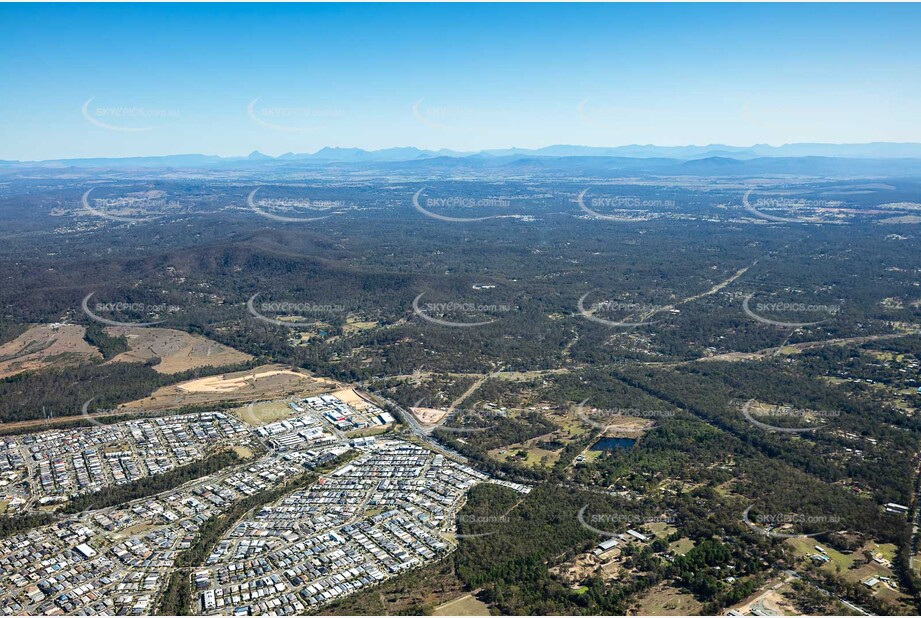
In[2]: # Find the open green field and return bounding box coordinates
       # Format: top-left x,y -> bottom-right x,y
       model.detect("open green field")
489,444 -> 560,468
432,594 -> 490,616
668,537 -> 695,555
231,400 -> 293,426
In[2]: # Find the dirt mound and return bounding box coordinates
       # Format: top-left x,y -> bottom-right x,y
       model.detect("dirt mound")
106,326 -> 252,374
122,364 -> 340,410
0,324 -> 100,379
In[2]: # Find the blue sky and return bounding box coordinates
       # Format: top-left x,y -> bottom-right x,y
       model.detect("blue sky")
1,3 -> 919,160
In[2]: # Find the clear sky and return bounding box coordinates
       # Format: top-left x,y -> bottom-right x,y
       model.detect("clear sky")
1,3 -> 919,160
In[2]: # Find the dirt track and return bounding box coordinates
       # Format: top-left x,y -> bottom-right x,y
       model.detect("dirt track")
698,331 -> 920,363
124,364 -> 339,410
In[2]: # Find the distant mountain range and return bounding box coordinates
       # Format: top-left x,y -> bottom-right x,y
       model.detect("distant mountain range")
4,143 -> 921,176
486,142 -> 921,160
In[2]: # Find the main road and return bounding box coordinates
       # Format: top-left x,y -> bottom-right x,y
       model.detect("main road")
358,387 -> 470,464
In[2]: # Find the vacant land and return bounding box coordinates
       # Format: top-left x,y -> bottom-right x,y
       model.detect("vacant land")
177,368 -> 314,393
698,331 -> 919,364
112,522 -> 158,539
123,364 -> 340,410
411,406 -> 449,426
331,387 -> 376,410
320,560 -> 465,616
490,439 -> 561,468
668,537 -> 695,556
232,400 -> 294,426
106,326 -> 252,373
632,583 -> 704,615
731,583 -> 797,617
231,445 -> 254,458
0,324 -> 100,378
432,593 -> 489,616
599,415 -> 656,436
342,316 -> 379,335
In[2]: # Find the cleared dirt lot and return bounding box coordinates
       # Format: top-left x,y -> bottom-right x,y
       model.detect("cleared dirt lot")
632,583 -> 704,615
0,324 -> 100,379
728,578 -> 798,617
330,387 -> 374,409
410,406 -> 449,426
123,364 -> 340,410
106,326 -> 252,374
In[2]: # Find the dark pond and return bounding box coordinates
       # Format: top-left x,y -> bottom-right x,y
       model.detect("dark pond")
590,437 -> 636,451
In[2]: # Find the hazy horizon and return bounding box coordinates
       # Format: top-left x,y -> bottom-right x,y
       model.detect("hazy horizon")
2,3 -> 920,160
7,140 -> 921,164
